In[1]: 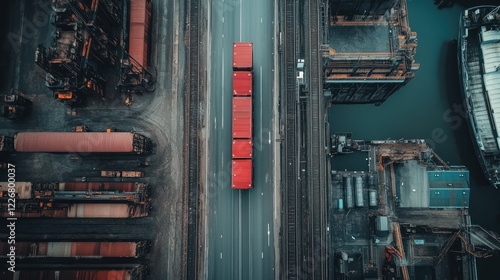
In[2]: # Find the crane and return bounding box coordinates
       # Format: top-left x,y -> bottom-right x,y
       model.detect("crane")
483,5 -> 500,22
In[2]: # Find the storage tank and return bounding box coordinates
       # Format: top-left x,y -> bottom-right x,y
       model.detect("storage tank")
343,176 -> 354,208
338,198 -> 344,211
369,189 -> 377,207
355,176 -> 364,207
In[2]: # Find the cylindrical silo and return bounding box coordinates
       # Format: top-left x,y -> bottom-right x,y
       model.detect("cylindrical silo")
355,176 -> 364,207
338,198 -> 344,211
369,189 -> 377,207
344,176 -> 354,208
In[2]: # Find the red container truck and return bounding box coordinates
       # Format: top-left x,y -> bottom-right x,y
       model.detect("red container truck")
231,42 -> 253,189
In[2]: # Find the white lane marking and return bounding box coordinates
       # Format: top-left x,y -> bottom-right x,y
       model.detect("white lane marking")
214,118 -> 217,129
222,17 -> 224,23
239,0 -> 243,40
262,252 -> 264,259
261,18 -> 263,23
221,234 -> 222,238
238,191 -> 242,280
268,131 -> 271,144
260,66 -> 263,144
267,223 -> 270,247
220,252 -> 223,259
222,51 -> 224,129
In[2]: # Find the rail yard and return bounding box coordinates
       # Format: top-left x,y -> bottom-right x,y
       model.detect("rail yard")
1,0 -> 500,280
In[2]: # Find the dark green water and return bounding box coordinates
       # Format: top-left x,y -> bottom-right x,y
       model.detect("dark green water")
329,1 -> 500,278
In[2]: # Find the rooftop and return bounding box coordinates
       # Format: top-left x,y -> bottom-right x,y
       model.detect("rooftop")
329,24 -> 391,53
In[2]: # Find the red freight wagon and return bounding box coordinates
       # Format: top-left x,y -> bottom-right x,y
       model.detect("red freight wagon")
232,159 -> 252,189
232,97 -> 252,139
0,268 -> 145,280
233,42 -> 253,69
14,132 -> 149,154
233,71 -> 253,96
1,203 -> 149,218
232,139 -> 252,158
129,0 -> 152,68
0,242 -> 143,258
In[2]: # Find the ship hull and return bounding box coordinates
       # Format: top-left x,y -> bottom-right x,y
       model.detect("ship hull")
458,5 -> 500,188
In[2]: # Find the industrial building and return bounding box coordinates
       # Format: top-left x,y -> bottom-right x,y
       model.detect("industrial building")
328,138 -> 498,279
324,0 -> 419,104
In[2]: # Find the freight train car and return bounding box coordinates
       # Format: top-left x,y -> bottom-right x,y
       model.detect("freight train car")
231,42 -> 253,189
119,0 -> 155,93
13,132 -> 151,154
0,182 -> 150,218
1,266 -> 145,280
0,203 -> 149,218
129,0 -> 152,69
0,241 -> 150,258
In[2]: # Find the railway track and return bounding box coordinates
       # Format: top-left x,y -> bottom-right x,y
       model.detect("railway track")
282,0 -> 299,279
183,0 -> 201,279
306,0 -> 326,279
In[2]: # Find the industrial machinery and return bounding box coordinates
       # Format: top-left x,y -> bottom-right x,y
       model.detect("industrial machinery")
0,94 -> 32,119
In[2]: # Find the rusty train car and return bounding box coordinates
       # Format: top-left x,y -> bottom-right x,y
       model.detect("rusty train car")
0,241 -> 150,258
12,132 -> 152,154
0,182 -> 151,218
1,266 -> 145,280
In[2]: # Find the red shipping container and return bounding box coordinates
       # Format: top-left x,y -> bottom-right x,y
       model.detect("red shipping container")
233,42 -> 253,69
129,0 -> 152,68
232,139 -> 252,159
14,132 -> 137,153
232,159 -> 252,189
232,97 -> 252,139
233,71 -> 253,96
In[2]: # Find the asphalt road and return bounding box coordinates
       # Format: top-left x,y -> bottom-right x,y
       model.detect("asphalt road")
206,0 -> 276,279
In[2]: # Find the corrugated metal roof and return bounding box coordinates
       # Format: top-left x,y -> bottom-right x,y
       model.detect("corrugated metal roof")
480,28 -> 500,149
233,42 -> 253,69
429,188 -> 469,208
129,0 -> 151,68
232,97 -> 252,139
233,71 -> 253,96
14,132 -> 136,153
232,159 -> 252,189
232,140 -> 252,158
67,204 -> 132,218
0,204 -> 147,218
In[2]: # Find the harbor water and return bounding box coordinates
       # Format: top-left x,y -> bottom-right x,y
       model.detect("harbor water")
329,0 -> 500,278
